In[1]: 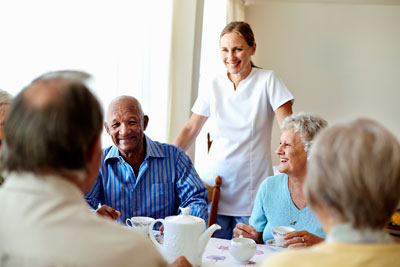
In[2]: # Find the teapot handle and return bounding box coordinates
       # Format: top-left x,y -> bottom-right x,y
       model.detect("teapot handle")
149,218 -> 164,250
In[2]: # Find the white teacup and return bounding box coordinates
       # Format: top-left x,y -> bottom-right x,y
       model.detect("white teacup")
271,226 -> 295,247
126,216 -> 155,235
229,235 -> 256,264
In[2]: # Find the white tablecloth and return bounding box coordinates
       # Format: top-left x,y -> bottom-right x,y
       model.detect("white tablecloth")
201,238 -> 285,266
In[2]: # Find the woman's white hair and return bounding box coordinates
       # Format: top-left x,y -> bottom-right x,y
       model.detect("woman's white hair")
280,112 -> 328,152
0,89 -> 12,106
305,118 -> 400,229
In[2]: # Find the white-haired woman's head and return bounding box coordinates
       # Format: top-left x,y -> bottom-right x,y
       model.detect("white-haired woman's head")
280,112 -> 328,152
305,118 -> 400,230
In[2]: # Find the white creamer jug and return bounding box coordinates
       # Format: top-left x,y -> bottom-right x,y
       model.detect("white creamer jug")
149,207 -> 221,266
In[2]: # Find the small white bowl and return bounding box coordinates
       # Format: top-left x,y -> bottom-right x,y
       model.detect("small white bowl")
271,226 -> 295,247
229,236 -> 256,264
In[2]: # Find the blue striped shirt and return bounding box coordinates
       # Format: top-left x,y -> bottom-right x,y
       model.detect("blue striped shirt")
85,135 -> 208,224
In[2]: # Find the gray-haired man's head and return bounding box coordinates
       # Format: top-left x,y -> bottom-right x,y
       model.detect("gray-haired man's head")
0,71 -> 103,185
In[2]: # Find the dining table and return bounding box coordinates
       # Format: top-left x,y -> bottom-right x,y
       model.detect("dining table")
200,237 -> 285,266
148,229 -> 285,266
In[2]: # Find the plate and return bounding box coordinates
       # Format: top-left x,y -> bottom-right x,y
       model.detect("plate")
266,239 -> 284,247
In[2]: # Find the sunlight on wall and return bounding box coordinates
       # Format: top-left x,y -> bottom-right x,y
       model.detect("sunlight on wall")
0,0 -> 172,148
194,0 -> 226,168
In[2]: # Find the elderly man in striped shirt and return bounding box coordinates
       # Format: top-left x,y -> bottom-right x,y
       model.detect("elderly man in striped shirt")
85,96 -> 208,224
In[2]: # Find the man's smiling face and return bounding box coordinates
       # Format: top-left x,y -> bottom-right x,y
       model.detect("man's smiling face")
105,97 -> 147,156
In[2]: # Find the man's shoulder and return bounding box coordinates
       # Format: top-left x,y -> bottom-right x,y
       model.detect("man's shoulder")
89,217 -> 165,264
66,212 -> 165,266
147,137 -> 186,158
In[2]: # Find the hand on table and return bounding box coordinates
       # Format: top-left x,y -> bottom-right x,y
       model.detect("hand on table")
283,230 -> 324,248
96,205 -> 121,220
168,256 -> 192,267
233,223 -> 263,244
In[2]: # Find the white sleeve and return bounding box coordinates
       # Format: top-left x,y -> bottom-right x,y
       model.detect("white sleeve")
267,71 -> 294,111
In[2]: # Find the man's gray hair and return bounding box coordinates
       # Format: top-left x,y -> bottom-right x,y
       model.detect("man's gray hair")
0,70 -> 103,174
280,112 -> 328,152
305,118 -> 400,230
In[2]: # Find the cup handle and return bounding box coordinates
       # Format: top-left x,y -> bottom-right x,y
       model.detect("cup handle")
126,218 -> 135,228
126,218 -> 140,231
149,219 -> 164,250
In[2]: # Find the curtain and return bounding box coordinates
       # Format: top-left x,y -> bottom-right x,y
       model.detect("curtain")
226,0 -> 246,23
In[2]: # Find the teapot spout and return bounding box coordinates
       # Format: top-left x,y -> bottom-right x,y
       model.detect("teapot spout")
198,224 -> 221,256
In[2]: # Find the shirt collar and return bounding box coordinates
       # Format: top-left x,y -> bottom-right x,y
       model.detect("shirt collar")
327,222 -> 394,243
104,134 -> 166,163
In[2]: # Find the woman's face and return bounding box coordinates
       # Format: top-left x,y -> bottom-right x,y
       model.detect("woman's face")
220,32 -> 255,76
276,128 -> 308,177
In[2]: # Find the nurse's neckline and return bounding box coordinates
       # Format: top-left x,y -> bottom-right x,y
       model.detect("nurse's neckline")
227,67 -> 254,90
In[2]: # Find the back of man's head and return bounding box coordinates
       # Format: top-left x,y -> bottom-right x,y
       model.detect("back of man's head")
0,70 -> 103,175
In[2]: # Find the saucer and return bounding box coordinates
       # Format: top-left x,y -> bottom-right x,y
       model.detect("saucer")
266,239 -> 284,247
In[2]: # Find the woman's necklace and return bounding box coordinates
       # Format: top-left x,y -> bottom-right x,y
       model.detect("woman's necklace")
288,178 -> 306,225
289,209 -> 297,225
288,196 -> 297,225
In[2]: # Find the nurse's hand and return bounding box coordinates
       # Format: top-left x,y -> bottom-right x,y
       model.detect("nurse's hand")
233,223 -> 264,244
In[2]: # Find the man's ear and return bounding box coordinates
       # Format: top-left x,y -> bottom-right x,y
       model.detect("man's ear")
87,134 -> 102,168
80,134 -> 102,193
143,115 -> 149,131
104,122 -> 110,135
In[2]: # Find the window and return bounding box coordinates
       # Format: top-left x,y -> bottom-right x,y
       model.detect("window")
0,0 -> 173,147
194,0 -> 226,167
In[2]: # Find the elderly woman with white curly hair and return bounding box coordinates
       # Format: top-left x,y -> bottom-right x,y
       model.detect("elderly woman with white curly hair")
263,118 -> 400,266
234,112 -> 327,247
0,89 -> 12,148
0,89 -> 12,186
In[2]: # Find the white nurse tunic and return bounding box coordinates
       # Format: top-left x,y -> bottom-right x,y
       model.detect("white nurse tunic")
192,68 -> 294,216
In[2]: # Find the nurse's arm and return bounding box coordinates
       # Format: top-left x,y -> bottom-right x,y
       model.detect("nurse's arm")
174,113 -> 208,152
275,101 -> 293,126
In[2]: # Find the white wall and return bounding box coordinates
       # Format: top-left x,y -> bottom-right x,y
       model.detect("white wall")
246,1 -> 400,165
168,0 -> 204,160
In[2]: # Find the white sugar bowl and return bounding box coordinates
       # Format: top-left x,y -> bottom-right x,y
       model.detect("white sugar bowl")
229,235 -> 256,264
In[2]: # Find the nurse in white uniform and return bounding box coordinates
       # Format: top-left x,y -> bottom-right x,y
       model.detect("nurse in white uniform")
174,21 -> 294,239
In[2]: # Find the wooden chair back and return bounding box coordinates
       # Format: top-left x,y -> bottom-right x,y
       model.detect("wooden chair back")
204,176 -> 222,227
207,132 -> 212,153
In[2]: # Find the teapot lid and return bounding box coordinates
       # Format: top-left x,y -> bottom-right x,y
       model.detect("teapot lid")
165,207 -> 203,224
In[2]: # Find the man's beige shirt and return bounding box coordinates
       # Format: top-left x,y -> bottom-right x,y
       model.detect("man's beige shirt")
0,172 -> 166,267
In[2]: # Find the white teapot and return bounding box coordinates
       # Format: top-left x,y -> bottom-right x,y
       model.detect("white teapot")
149,207 -> 221,266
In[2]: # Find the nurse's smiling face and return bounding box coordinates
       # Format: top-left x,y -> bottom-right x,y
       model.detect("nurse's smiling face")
220,32 -> 255,77
276,128 -> 308,177
105,97 -> 148,157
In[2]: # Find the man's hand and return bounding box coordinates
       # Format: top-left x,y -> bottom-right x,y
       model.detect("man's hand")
233,223 -> 264,244
95,205 -> 121,220
168,256 -> 192,267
